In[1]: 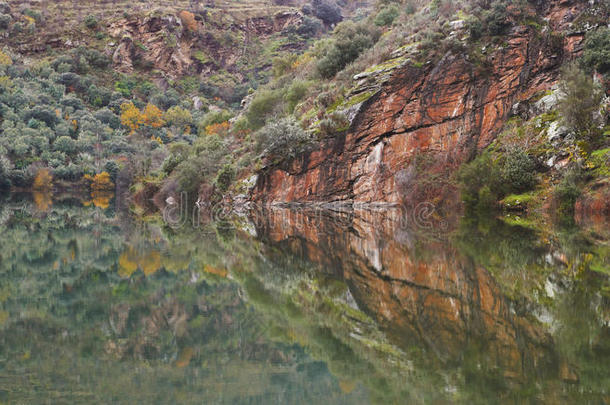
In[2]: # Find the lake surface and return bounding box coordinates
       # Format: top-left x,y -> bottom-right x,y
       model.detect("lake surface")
0,193 -> 608,404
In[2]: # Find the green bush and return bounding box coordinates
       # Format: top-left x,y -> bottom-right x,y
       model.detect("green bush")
284,80 -> 311,113
482,1 -> 510,36
465,15 -> 483,40
53,136 -> 77,154
0,154 -> 12,189
175,135 -> 228,195
245,90 -> 282,129
583,27 -> 610,77
0,13 -> 11,29
319,111 -> 349,136
256,117 -> 314,161
214,163 -> 236,193
84,15 -> 98,29
554,168 -> 583,218
501,148 -> 536,193
197,110 -> 232,134
374,5 -> 399,26
317,21 -> 380,79
558,63 -> 604,141
458,147 -> 537,210
457,152 -> 502,210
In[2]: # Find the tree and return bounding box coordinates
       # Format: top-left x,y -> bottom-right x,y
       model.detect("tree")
91,171 -> 114,190
141,103 -> 165,129
558,63 -> 604,141
256,117 -> 313,161
53,136 -> 77,154
317,21 -> 380,78
163,106 -> 192,134
33,168 -> 53,190
583,27 -> 610,77
120,102 -> 143,134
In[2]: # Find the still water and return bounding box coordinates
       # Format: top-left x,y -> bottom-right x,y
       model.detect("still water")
0,192 -> 608,404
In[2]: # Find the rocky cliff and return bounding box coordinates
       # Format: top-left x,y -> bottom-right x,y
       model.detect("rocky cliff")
251,0 -> 592,207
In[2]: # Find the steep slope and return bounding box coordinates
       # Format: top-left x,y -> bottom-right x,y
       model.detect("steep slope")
250,0 -> 603,208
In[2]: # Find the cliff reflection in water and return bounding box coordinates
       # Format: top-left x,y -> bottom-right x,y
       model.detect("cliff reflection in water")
249,206 -> 610,402
0,193 -> 607,404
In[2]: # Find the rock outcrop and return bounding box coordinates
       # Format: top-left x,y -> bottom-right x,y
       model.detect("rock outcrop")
108,9 -> 303,78
251,0 -> 592,207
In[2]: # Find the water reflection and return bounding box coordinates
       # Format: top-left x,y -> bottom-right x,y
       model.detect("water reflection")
0,194 -> 607,404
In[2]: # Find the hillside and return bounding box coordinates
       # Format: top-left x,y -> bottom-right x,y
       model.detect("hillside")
0,0 -> 608,226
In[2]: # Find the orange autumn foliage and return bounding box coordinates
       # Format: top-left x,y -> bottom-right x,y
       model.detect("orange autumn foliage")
179,10 -> 197,32
32,191 -> 52,212
205,121 -> 230,136
142,103 -> 165,128
33,168 -> 53,190
120,102 -> 165,134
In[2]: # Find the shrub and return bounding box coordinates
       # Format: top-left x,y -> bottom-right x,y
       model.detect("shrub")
272,54 -> 299,78
319,111 -> 350,136
583,27 -> 610,77
482,1 -> 511,36
317,21 -> 380,78
24,106 -> 59,128
0,154 -> 12,189
53,136 -> 77,154
256,117 -> 313,161
215,163 -> 236,193
554,168 -> 583,218
175,135 -> 227,195
465,15 -> 483,40
164,106 -> 192,133
197,110 -> 232,135
558,63 -> 604,141
61,95 -> 85,110
457,152 -> 502,210
374,5 -> 399,27
0,13 -> 11,29
296,15 -> 323,37
94,108 -> 121,129
284,80 -> 311,113
501,148 -> 536,193
246,90 -> 282,129
84,15 -> 98,29
33,168 -> 53,190
311,0 -> 342,25
104,161 -> 120,182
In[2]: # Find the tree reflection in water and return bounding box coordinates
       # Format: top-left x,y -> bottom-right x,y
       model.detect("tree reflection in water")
0,194 -> 607,403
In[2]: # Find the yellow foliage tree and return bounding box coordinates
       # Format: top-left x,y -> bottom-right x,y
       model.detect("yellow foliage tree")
120,102 -> 143,134
91,191 -> 112,209
140,250 -> 161,276
118,247 -> 139,278
91,171 -> 114,190
141,103 -> 165,128
0,50 -> 12,66
33,191 -> 53,212
33,168 -> 53,190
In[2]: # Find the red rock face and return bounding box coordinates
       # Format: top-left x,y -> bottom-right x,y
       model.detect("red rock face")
251,1 -> 586,207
